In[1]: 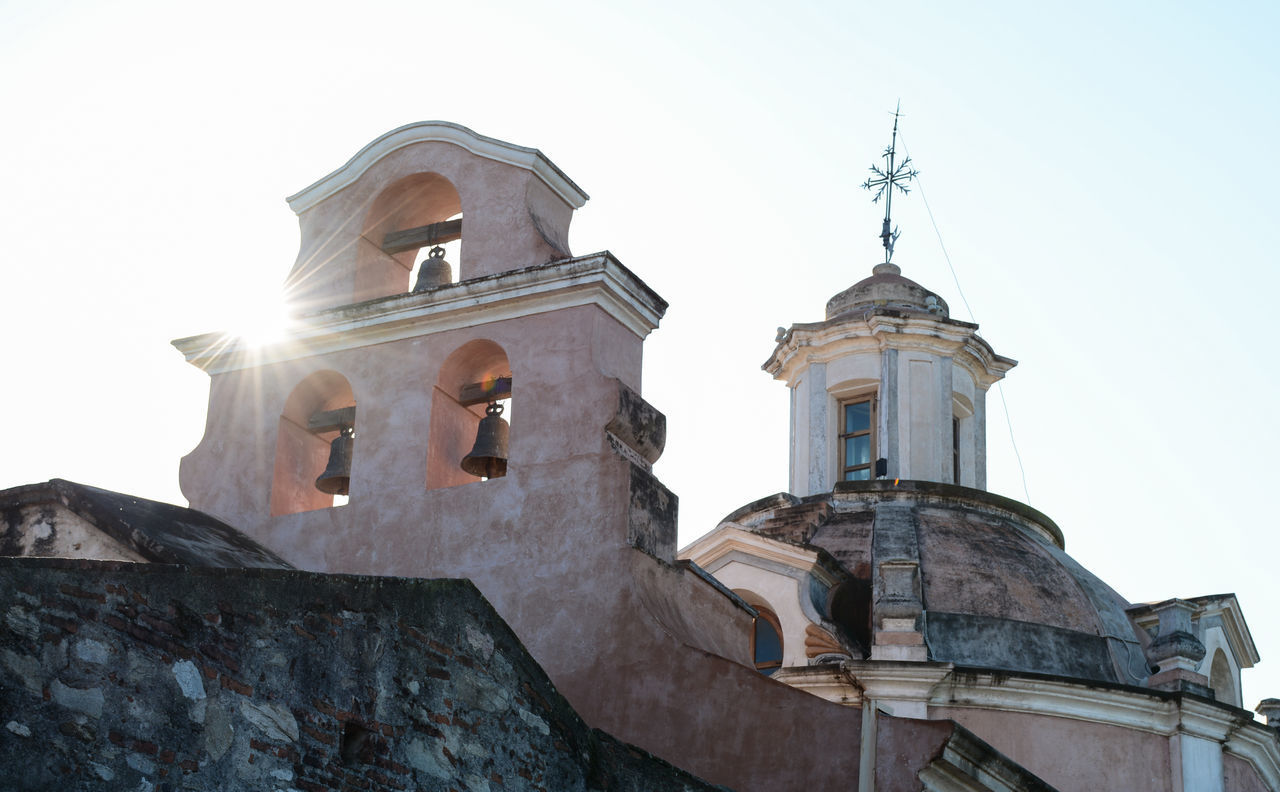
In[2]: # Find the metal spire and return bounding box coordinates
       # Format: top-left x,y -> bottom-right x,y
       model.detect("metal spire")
861,102 -> 919,265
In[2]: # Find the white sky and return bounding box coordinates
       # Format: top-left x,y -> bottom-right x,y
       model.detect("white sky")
2,0 -> 1277,710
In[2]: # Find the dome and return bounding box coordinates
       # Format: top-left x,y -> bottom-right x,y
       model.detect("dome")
825,262 -> 950,319
720,480 -> 1149,686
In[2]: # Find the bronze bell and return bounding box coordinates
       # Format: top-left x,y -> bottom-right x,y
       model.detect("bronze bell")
460,402 -> 509,479
315,426 -> 354,495
413,246 -> 452,292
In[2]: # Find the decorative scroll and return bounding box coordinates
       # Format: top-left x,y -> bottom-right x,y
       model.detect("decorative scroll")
804,624 -> 849,659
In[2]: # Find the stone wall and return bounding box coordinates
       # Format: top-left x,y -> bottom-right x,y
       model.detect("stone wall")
0,558 -> 720,792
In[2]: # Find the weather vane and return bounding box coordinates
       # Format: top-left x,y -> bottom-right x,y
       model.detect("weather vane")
861,102 -> 918,265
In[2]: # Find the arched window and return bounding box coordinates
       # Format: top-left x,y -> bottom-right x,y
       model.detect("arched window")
271,371 -> 356,516
752,612 -> 784,676
734,589 -> 785,676
426,339 -> 513,489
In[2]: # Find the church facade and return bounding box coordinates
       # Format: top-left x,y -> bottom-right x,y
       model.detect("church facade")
2,121 -> 1278,791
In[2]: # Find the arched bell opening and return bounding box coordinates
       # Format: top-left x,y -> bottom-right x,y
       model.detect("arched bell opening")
408,213 -> 462,291
426,339 -> 513,490
734,589 -> 784,676
355,172 -> 464,302
271,370 -> 357,516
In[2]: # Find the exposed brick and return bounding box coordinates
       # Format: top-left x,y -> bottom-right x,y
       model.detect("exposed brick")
131,739 -> 158,756
138,612 -> 183,638
218,675 -> 253,696
198,641 -> 240,672
58,583 -> 106,603
301,724 -> 338,746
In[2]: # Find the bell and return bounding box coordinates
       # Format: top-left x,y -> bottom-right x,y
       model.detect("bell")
460,402 -> 509,479
315,426 -> 354,495
412,246 -> 452,291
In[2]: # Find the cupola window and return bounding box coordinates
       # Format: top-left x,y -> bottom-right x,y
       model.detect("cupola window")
840,397 -> 876,481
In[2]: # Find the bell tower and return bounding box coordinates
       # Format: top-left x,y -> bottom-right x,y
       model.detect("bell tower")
171,121 -> 672,573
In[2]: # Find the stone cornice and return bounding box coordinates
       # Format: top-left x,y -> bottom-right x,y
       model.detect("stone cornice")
850,661 -> 954,704
932,671 -> 1279,788
763,309 -> 1016,388
678,525 -> 840,586
781,663 -> 1280,789
172,253 -> 665,375
286,120 -> 589,213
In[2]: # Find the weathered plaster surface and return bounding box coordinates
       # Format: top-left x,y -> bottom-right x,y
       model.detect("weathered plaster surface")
1225,752 -> 1273,792
931,706 -> 1172,792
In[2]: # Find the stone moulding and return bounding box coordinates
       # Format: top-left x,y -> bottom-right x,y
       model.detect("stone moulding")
763,309 -> 1017,389
779,661 -> 1280,790
172,252 -> 667,375
680,525 -> 829,576
285,120 -> 589,214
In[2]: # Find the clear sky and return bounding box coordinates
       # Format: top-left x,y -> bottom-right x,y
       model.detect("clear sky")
2,0 -> 1277,710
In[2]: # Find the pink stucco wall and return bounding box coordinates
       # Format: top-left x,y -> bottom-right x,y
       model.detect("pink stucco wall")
1224,753 -> 1271,792
933,705 -> 1173,791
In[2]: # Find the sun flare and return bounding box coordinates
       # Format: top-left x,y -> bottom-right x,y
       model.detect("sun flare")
230,300 -> 293,349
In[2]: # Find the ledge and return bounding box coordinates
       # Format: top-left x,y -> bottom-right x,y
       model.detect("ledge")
764,307 -> 1016,388
709,481 -> 1063,550
830,479 -> 1064,549
173,252 -> 667,375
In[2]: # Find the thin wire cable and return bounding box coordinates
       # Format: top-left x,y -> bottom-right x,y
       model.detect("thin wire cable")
899,134 -> 1032,504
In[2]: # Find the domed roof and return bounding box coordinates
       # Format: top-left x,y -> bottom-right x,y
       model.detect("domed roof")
721,481 -> 1149,686
825,263 -> 950,320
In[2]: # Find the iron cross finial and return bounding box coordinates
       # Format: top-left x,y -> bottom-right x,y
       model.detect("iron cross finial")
861,102 -> 919,265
